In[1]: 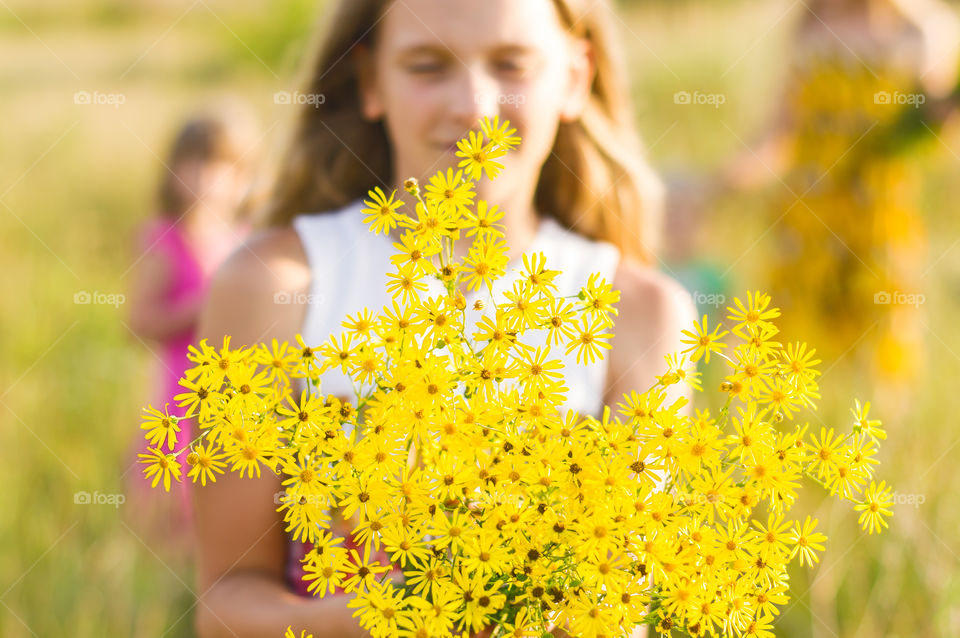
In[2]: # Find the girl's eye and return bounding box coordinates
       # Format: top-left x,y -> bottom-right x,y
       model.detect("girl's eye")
495,60 -> 525,73
407,60 -> 445,75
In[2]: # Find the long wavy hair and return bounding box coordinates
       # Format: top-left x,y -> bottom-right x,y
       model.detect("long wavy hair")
263,0 -> 663,263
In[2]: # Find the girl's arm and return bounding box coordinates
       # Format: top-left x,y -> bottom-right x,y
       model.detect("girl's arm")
192,227 -> 367,638
128,249 -> 204,341
603,261 -> 696,638
605,260 -> 696,412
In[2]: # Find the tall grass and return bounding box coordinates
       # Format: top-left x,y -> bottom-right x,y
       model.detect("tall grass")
2,1 -> 958,636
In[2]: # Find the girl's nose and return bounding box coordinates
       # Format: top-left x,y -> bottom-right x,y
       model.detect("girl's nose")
448,65 -> 501,130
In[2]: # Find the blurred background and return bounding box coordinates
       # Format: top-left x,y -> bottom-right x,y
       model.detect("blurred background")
2,0 -> 960,635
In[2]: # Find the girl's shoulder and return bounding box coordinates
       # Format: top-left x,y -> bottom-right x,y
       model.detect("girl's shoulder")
605,257 -> 696,407
207,225 -> 311,310
613,257 -> 695,339
208,202 -> 362,303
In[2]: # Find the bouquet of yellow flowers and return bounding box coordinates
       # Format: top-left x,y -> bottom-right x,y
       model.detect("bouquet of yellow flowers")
139,118 -> 893,638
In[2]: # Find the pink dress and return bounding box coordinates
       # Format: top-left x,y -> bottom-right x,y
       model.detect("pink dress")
132,217 -> 222,521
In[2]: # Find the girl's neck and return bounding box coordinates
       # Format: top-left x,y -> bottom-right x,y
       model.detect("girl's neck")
180,204 -> 236,236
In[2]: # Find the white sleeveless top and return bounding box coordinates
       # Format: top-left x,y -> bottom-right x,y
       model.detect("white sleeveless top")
292,200 -> 621,418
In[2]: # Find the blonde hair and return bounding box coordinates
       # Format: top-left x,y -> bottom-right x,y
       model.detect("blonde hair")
263,0 -> 663,263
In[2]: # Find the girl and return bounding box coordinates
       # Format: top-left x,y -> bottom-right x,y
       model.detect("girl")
128,106 -> 256,532
193,1 -> 694,636
722,0 -> 959,399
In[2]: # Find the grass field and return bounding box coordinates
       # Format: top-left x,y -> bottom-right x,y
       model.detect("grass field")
2,0 -> 960,636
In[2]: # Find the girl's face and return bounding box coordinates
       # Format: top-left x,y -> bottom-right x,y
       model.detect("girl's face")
360,0 -> 592,204
175,158 -> 245,216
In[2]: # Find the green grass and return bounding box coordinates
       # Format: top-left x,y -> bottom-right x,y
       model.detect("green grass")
2,0 -> 960,636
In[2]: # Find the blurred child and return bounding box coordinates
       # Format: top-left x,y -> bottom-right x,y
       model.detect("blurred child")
127,104 -> 258,539
721,0 -> 959,397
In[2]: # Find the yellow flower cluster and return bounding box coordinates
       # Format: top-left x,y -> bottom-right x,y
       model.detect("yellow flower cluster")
768,54 -> 926,382
139,118 -> 893,638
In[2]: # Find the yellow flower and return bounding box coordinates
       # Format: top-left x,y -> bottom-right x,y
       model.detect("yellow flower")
319,332 -> 357,374
851,399 -> 886,441
173,378 -> 222,423
403,555 -> 449,598
520,251 -> 560,297
292,334 -> 319,378
138,446 -> 183,491
202,335 -> 253,387
339,471 -> 391,522
726,291 -> 781,338
788,516 -> 826,566
751,512 -> 793,562
464,200 -> 505,239
279,452 -> 328,499
414,295 -> 462,345
385,264 -> 428,306
460,348 -> 510,401
459,530 -> 510,580
402,199 -> 456,248
514,346 -> 564,393
565,315 -> 613,365
472,311 -> 517,353
350,580 -> 405,635
381,522 -> 431,568
424,168 -> 474,216
361,186 -> 405,235
348,345 -> 385,386
541,296 -> 577,347
579,273 -> 620,324
743,613 -> 777,638
225,363 -> 271,412
480,115 -> 520,149
462,238 -> 508,293
780,341 -> 821,388
391,230 -> 440,275
253,338 -> 300,384
186,442 -> 227,486
225,429 -> 275,478
140,404 -> 182,451
808,426 -> 843,480
680,314 -> 728,364
660,353 -> 702,391
276,389 -> 331,440
456,129 -> 505,181
340,543 -> 392,594
855,480 -> 894,534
